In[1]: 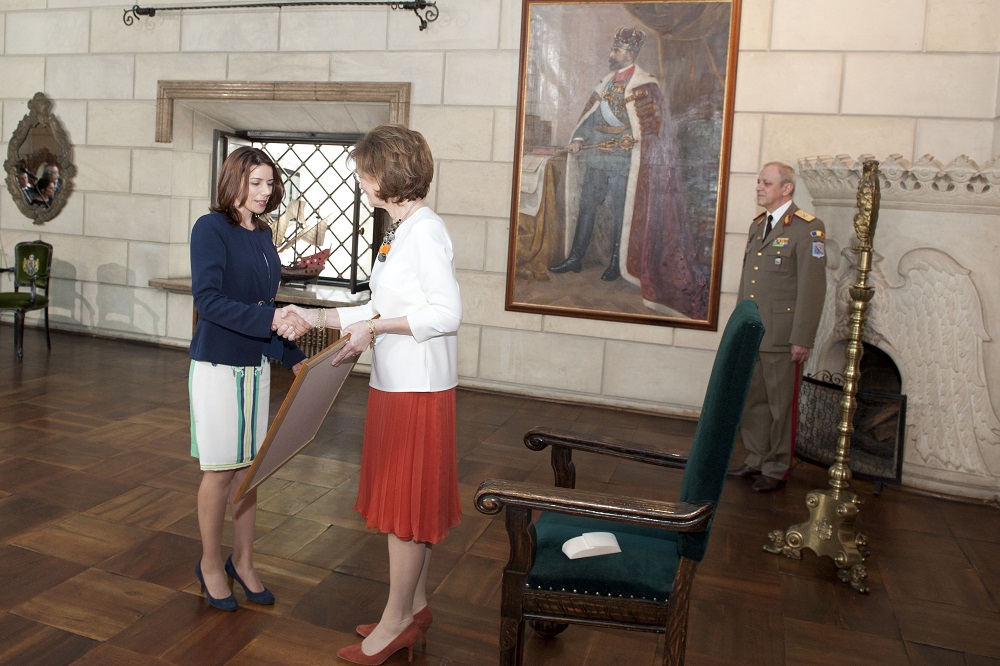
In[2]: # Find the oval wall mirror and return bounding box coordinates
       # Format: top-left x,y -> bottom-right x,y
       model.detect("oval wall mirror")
4,92 -> 76,224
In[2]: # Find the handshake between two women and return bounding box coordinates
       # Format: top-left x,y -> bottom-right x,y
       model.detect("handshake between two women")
271,304 -> 317,341
271,304 -> 373,367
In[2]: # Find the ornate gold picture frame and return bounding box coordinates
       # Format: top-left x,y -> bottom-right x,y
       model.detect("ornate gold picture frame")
505,0 -> 742,330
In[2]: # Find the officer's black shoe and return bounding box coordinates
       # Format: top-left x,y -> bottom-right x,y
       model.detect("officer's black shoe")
548,257 -> 582,273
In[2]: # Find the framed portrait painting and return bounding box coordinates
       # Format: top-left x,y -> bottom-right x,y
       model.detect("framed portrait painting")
505,0 -> 742,330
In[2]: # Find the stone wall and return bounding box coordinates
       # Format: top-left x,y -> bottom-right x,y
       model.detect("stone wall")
0,0 -> 998,416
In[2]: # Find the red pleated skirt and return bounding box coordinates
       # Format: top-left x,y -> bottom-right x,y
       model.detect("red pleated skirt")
355,388 -> 461,544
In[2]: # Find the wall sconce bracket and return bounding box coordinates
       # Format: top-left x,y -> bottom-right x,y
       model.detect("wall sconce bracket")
123,0 -> 438,30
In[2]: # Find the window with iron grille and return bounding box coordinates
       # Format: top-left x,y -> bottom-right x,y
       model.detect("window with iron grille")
214,131 -> 384,293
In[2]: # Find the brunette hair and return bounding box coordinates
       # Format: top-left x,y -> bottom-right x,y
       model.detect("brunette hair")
351,125 -> 434,204
35,175 -> 54,197
211,146 -> 285,229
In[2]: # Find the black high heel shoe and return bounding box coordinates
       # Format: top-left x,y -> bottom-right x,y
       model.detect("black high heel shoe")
195,560 -> 238,611
225,555 -> 275,605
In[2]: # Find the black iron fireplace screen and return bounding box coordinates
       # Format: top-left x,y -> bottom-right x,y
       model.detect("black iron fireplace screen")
795,373 -> 906,485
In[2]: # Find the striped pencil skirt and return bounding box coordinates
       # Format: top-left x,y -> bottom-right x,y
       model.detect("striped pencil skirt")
189,357 -> 270,471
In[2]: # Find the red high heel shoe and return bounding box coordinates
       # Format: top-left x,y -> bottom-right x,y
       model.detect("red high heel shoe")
337,622 -> 420,665
356,606 -> 433,646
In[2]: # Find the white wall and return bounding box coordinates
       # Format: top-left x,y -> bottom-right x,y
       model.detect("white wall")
1,0 -> 998,416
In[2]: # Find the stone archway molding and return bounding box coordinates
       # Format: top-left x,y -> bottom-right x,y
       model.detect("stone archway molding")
154,80 -> 411,143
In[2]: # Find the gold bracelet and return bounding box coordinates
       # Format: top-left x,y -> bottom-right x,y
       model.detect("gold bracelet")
316,308 -> 326,329
367,319 -> 376,349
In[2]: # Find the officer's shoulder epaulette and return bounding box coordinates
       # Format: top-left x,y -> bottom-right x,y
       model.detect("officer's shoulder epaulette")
794,209 -> 816,222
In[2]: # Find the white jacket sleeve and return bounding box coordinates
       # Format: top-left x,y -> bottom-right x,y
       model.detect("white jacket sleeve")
405,218 -> 462,343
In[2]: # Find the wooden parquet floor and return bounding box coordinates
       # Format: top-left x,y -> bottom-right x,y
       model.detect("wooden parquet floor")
1,328 -> 999,665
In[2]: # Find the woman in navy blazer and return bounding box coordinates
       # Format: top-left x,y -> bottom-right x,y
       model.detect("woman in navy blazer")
189,147 -> 310,611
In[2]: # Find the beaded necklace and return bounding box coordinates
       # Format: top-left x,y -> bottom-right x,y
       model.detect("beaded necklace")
376,219 -> 402,262
376,200 -> 420,262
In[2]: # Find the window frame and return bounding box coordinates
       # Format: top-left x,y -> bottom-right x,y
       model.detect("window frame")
213,130 -> 387,293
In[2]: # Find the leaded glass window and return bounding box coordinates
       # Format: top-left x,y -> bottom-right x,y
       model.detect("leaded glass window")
214,131 -> 381,293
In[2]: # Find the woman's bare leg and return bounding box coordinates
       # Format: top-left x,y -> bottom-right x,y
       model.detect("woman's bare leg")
361,534 -> 428,655
228,467 -> 265,591
411,546 -> 432,613
197,468 -> 236,598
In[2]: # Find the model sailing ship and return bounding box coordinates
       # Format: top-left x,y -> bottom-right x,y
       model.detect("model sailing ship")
269,199 -> 332,284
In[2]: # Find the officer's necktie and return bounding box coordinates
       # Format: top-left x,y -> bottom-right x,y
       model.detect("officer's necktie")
763,214 -> 774,240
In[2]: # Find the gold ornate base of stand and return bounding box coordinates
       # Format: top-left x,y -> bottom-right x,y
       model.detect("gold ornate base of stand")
764,488 -> 872,593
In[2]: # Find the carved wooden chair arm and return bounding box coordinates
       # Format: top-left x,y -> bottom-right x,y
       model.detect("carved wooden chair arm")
0,266 -> 40,301
475,478 -> 713,533
525,426 -> 690,469
525,425 -> 691,489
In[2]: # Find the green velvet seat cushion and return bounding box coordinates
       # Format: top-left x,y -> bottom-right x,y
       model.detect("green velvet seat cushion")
526,512 -> 679,601
0,293 -> 48,309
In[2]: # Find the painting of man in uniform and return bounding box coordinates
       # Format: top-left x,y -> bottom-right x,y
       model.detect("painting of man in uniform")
505,0 -> 739,330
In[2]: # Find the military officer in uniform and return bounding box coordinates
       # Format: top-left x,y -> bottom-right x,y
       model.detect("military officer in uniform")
729,161 -> 827,492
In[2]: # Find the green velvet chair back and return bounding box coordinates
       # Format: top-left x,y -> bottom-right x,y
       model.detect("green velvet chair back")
678,299 -> 764,562
12,241 -> 52,290
1,240 -> 54,360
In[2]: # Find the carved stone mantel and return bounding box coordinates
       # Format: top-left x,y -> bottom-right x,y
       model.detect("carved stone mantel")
799,153 -> 1000,214
800,154 -> 1000,502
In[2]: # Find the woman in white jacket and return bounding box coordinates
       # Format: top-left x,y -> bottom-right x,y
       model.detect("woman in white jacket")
280,125 -> 461,665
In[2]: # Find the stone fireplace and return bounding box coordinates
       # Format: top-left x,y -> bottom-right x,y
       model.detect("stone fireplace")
796,344 -> 906,488
799,154 -> 1000,502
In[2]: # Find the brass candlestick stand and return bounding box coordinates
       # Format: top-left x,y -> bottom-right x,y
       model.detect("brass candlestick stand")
764,159 -> 881,593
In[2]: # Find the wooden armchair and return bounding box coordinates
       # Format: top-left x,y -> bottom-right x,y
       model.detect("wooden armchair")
0,240 -> 53,360
475,300 -> 764,665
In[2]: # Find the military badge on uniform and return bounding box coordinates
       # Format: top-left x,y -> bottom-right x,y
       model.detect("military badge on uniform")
772,237 -> 789,248
812,241 -> 825,258
810,229 -> 825,238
